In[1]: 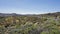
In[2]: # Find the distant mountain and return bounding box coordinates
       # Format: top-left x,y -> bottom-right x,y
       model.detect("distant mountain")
41,12 -> 60,17
0,13 -> 22,17
0,12 -> 60,17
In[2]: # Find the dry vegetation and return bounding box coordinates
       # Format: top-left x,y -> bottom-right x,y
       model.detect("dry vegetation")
0,12 -> 60,34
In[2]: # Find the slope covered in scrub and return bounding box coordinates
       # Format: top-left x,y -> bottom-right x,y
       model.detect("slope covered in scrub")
0,12 -> 60,34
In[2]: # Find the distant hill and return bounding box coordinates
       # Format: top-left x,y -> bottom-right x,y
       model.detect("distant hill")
40,12 -> 60,17
0,12 -> 60,17
0,13 -> 22,17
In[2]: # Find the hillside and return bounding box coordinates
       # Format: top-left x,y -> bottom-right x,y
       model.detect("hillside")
0,12 -> 60,34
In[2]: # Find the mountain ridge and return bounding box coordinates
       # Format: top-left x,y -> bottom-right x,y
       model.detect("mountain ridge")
0,12 -> 60,17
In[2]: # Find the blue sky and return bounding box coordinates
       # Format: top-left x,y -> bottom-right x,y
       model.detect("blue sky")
0,0 -> 60,14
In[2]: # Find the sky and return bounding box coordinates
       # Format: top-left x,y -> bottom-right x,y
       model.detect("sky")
0,0 -> 60,14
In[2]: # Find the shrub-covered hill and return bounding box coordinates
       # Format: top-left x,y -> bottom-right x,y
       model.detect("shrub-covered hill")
0,12 -> 60,34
